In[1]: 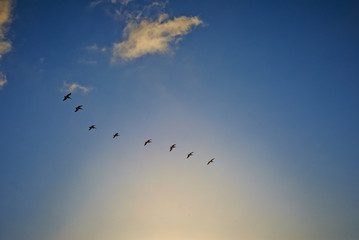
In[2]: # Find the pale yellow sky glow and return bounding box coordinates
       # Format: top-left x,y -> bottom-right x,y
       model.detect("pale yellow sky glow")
50,109 -> 317,240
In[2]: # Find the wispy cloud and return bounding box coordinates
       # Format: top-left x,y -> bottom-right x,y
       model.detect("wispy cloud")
90,0 -> 134,7
0,0 -> 13,90
89,1 -> 202,61
112,14 -> 202,61
62,82 -> 92,94
85,44 -> 107,52
89,0 -> 104,8
77,59 -> 98,65
111,0 -> 134,4
0,72 -> 7,90
86,44 -> 99,51
0,0 -> 12,59
118,0 -> 134,5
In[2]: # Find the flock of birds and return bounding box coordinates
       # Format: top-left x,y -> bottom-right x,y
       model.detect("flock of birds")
63,92 -> 215,165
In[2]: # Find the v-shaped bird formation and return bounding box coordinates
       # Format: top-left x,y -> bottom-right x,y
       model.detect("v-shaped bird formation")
63,92 -> 216,165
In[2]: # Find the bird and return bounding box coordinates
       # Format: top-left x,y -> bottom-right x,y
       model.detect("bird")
170,144 -> 176,152
187,152 -> 194,159
113,132 -> 120,139
207,158 -> 215,165
89,125 -> 96,131
144,139 -> 152,146
63,92 -> 72,101
75,105 -> 83,112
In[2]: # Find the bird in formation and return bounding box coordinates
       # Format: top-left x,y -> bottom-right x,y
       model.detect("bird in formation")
75,105 -> 83,112
63,92 -> 72,101
170,144 -> 176,152
144,139 -> 152,146
113,132 -> 120,139
207,158 -> 215,165
63,94 -> 216,165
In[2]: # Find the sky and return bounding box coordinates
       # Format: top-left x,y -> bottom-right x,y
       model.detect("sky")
0,0 -> 359,239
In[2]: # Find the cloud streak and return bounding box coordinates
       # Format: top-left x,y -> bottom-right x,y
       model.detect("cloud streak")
0,0 -> 12,90
90,0 -> 133,7
112,0 -> 134,4
0,0 -> 12,59
0,72 -> 7,89
85,44 -> 107,52
62,82 -> 92,94
112,14 -> 202,61
77,59 -> 98,65
89,0 -> 103,8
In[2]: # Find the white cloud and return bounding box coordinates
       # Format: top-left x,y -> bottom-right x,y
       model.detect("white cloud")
86,44 -> 99,51
0,72 -> 7,90
0,0 -> 12,90
120,0 -> 133,5
85,44 -> 107,52
112,14 -> 202,61
0,0 -> 12,59
62,82 -> 92,94
89,0 -> 104,8
111,0 -> 134,4
0,41 -> 11,58
90,0 -> 133,7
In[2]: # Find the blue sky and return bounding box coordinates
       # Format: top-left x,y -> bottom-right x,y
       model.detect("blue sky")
0,0 -> 359,239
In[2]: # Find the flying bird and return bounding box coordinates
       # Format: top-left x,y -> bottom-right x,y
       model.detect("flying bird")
144,139 -> 152,146
113,132 -> 120,139
89,125 -> 96,131
187,152 -> 194,159
75,105 -> 83,112
169,144 -> 176,152
63,92 -> 72,101
207,158 -> 215,165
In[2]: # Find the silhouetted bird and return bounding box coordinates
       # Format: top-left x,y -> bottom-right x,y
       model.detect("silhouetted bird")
75,105 -> 83,112
170,144 -> 176,152
187,152 -> 194,159
207,158 -> 215,165
89,125 -> 96,131
144,139 -> 152,146
113,132 -> 120,139
63,93 -> 72,101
